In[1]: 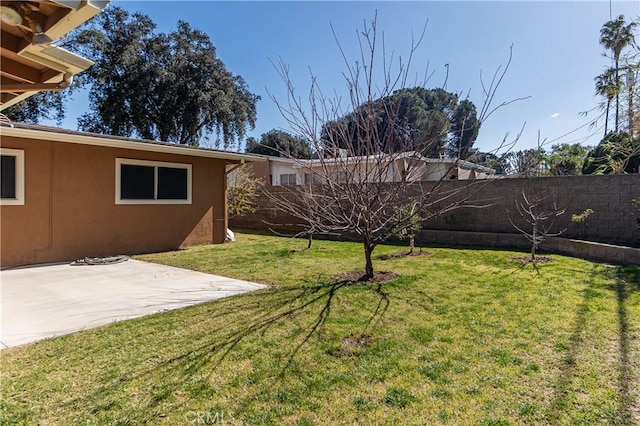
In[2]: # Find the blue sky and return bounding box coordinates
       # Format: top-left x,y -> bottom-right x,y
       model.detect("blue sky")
54,1 -> 640,153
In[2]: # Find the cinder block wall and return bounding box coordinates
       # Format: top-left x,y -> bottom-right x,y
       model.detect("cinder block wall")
230,174 -> 640,247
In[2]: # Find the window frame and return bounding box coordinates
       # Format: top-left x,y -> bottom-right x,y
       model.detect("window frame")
115,158 -> 192,205
280,173 -> 297,186
0,148 -> 25,206
304,173 -> 322,185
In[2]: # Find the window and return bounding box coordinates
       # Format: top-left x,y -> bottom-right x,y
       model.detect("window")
304,173 -> 322,185
280,173 -> 297,186
0,148 -> 24,205
116,158 -> 191,204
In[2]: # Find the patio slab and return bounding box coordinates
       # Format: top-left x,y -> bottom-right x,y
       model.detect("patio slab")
0,259 -> 264,349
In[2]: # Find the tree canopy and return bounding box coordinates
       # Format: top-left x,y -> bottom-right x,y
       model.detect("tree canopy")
245,129 -> 312,158
320,87 -> 480,159
547,143 -> 591,176
67,7 -> 258,147
3,92 -> 68,125
496,143 -> 591,177
596,15 -> 638,135
582,132 -> 640,174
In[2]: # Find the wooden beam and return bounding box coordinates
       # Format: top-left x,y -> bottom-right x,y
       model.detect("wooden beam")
0,31 -> 31,55
1,93 -> 17,104
0,57 -> 41,83
45,7 -> 72,32
0,32 -> 25,54
40,68 -> 63,83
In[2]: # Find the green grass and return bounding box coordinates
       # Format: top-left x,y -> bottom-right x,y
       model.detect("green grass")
2,231 -> 639,425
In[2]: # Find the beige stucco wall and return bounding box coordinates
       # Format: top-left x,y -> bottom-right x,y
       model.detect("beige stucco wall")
1,136 -> 229,267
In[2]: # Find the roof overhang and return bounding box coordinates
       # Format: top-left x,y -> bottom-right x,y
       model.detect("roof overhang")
1,0 -> 109,110
0,124 -> 267,163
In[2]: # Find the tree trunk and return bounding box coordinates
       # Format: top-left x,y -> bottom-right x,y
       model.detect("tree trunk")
604,98 -> 610,137
364,242 -> 375,280
530,222 -> 537,261
408,235 -> 415,254
629,72 -> 634,139
615,58 -> 620,132
307,232 -> 313,249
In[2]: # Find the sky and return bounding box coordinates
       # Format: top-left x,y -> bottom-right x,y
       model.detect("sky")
50,1 -> 640,154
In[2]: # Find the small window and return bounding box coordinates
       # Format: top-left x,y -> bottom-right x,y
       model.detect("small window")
0,148 -> 24,205
304,173 -> 321,185
280,173 -> 297,186
116,158 -> 191,204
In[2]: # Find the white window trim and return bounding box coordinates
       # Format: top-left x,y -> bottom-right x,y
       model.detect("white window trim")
115,158 -> 192,205
280,173 -> 297,186
0,148 -> 25,206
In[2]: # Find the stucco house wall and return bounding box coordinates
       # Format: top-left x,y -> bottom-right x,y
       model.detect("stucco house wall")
1,130 -> 258,267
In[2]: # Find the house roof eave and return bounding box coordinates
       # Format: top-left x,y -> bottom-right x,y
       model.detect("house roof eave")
0,124 -> 266,163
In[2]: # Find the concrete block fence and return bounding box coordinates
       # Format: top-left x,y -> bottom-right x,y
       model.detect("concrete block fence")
230,174 -> 640,264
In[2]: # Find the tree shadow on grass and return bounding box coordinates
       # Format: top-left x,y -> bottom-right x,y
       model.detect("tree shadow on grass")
58,277 -> 397,419
613,265 -> 640,424
549,264 -> 640,424
548,269 -> 592,422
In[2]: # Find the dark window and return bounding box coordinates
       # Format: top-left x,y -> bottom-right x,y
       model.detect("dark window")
280,173 -> 296,186
120,164 -> 154,200
304,173 -> 321,185
1,155 -> 16,199
157,167 -> 188,200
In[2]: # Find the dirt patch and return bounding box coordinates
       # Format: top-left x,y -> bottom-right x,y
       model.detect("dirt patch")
333,270 -> 400,284
509,255 -> 554,264
377,250 -> 432,260
329,334 -> 372,357
342,334 -> 372,350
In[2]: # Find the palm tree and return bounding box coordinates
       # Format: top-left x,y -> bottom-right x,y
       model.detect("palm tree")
595,69 -> 618,136
599,15 -> 637,131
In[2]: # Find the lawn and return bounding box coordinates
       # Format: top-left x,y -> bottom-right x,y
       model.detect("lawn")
2,231 -> 639,425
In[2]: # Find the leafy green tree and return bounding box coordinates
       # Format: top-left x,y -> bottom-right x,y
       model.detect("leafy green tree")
599,15 -> 637,131
466,150 -> 507,174
582,131 -> 640,174
321,87 -> 480,158
69,7 -> 258,147
547,143 -> 591,176
227,165 -> 264,218
245,129 -> 312,158
449,99 -> 480,158
501,148 -> 547,177
392,202 -> 422,254
595,69 -> 618,136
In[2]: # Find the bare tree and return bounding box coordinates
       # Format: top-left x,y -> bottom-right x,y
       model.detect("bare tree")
264,15 -> 520,280
508,190 -> 566,262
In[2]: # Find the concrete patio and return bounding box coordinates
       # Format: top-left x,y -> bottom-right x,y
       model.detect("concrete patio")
0,259 -> 264,349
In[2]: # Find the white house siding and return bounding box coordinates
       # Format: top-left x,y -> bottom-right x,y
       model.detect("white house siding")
269,161 -> 302,186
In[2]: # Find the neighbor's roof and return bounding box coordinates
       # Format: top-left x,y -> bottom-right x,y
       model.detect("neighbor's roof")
1,1 -> 110,110
261,151 -> 495,173
0,123 -> 266,163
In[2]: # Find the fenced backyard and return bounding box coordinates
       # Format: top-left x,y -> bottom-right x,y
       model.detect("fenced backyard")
231,174 -> 640,249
